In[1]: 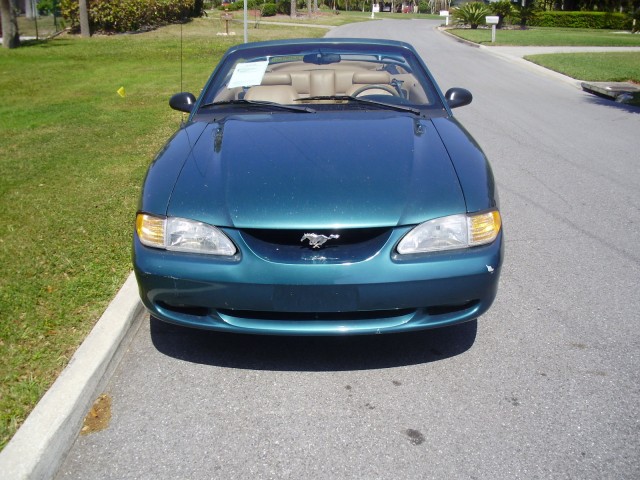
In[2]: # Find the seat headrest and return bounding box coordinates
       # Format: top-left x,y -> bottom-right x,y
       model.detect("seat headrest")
352,71 -> 391,84
261,73 -> 293,86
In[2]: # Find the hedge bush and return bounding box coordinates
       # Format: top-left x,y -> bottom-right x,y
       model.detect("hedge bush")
277,0 -> 291,15
530,11 -> 631,30
222,1 -> 243,11
37,0 -> 60,16
261,3 -> 277,16
222,0 -> 260,11
60,0 -> 202,33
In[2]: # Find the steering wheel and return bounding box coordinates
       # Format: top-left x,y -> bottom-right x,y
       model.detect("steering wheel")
350,84 -> 400,97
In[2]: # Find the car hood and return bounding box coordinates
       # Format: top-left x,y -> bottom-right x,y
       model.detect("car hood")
167,113 -> 466,229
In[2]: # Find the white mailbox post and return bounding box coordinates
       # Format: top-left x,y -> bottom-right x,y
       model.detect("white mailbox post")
372,3 -> 379,19
440,10 -> 450,27
485,15 -> 499,43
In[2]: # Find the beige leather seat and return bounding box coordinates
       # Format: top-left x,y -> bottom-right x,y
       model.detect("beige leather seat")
244,85 -> 299,104
244,73 -> 298,104
309,70 -> 336,97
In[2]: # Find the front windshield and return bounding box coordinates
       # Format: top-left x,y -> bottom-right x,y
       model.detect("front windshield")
196,41 -> 444,115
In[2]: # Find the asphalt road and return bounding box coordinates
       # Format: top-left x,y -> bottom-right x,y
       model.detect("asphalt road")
57,20 -> 640,479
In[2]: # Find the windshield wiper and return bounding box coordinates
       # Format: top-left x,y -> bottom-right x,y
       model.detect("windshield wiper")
199,99 -> 315,113
294,95 -> 421,116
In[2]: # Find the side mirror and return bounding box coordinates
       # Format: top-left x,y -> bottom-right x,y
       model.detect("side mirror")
444,88 -> 473,109
169,92 -> 197,113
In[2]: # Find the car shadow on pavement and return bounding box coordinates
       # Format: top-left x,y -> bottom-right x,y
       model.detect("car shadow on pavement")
149,317 -> 477,371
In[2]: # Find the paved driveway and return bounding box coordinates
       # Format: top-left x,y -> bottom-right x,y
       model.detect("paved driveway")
57,20 -> 640,480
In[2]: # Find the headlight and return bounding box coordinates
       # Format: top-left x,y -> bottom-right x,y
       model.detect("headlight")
397,210 -> 501,254
136,213 -> 236,256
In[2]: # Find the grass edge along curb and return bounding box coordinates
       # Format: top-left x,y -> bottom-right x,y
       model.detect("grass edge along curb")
0,274 -> 143,480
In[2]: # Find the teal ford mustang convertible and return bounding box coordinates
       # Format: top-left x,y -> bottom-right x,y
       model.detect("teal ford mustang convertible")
133,39 -> 503,335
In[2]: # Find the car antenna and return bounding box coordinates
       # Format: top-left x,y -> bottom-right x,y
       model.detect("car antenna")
179,14 -> 186,124
180,14 -> 184,94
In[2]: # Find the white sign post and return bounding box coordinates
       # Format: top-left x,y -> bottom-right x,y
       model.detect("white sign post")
440,10 -> 450,26
485,16 -> 499,43
244,0 -> 248,43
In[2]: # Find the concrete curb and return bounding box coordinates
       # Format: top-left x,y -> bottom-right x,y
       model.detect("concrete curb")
0,272 -> 144,480
438,26 -> 481,49
581,80 -> 640,105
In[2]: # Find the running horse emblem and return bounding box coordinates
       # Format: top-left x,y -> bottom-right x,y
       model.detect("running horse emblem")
301,233 -> 340,249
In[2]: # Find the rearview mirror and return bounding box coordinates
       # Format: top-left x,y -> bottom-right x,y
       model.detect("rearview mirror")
169,92 -> 197,113
445,88 -> 473,109
303,52 -> 341,65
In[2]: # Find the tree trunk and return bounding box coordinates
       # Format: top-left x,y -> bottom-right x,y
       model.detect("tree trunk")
79,0 -> 91,37
291,0 -> 296,18
0,0 -> 20,49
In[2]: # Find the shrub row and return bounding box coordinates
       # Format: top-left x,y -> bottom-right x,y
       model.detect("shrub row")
224,0 -> 283,12
529,11 -> 631,30
221,0 -> 255,11
60,0 -> 203,33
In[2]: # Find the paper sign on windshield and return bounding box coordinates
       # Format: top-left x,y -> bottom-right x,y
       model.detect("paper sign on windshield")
228,61 -> 269,88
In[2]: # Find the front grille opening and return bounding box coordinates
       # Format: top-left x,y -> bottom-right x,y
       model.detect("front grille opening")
218,308 -> 414,321
240,227 -> 393,263
242,227 -> 390,247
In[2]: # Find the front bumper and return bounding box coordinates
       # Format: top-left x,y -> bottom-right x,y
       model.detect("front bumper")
133,228 -> 503,335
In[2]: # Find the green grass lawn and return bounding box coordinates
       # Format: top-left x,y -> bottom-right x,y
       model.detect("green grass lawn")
0,17 -> 324,451
448,26 -> 640,46
526,51 -> 640,83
